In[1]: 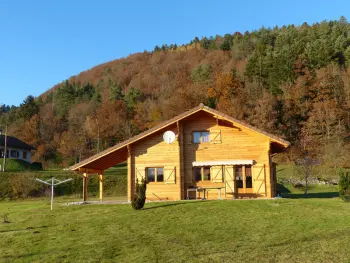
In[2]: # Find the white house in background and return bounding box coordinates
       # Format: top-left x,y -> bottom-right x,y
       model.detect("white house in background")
0,132 -> 35,163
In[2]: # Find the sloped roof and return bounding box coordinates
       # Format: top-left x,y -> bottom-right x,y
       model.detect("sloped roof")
70,104 -> 290,171
0,135 -> 35,151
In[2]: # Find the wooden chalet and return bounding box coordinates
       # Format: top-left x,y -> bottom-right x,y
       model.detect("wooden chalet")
70,104 -> 290,201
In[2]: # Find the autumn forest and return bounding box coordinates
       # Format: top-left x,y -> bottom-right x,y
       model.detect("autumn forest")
1,17 -> 350,168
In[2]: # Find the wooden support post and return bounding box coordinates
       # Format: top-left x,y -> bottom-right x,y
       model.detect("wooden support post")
98,171 -> 104,201
233,166 -> 238,199
243,165 -> 246,194
83,173 -> 88,202
177,121 -> 182,200
127,145 -> 132,202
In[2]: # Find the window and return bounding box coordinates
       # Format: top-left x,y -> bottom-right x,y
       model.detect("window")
193,131 -> 210,143
203,167 -> 211,180
236,165 -> 253,189
147,167 -> 164,183
23,151 -> 27,159
245,166 -> 252,188
194,166 -> 211,181
235,166 -> 243,188
11,150 -> 18,158
157,168 -> 164,182
194,167 -> 202,181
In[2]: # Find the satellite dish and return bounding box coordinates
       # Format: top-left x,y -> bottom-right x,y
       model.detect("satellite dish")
163,131 -> 176,144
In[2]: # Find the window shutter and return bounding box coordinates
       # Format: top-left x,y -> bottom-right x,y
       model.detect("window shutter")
164,166 -> 176,184
135,167 -> 146,183
210,130 -> 221,144
211,166 -> 223,182
224,165 -> 235,195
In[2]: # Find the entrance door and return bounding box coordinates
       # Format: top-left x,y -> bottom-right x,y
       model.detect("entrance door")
236,165 -> 254,194
224,165 -> 236,198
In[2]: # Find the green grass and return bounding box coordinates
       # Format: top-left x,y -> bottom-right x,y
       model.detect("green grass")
1,197 -> 350,263
278,183 -> 339,198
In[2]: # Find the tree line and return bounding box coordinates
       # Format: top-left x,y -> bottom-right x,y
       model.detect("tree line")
1,17 -> 350,169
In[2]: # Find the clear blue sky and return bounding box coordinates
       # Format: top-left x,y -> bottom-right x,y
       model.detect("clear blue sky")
0,0 -> 348,106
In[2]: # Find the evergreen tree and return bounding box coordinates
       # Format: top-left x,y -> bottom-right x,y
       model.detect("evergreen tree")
131,178 -> 147,210
190,64 -> 212,84
110,82 -> 124,100
19,95 -> 39,120
125,87 -> 142,110
339,168 -> 350,202
220,34 -> 233,51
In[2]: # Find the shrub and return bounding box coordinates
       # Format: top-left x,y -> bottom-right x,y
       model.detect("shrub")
293,183 -> 304,188
339,169 -> 350,202
131,178 -> 147,210
30,162 -> 43,171
5,159 -> 43,172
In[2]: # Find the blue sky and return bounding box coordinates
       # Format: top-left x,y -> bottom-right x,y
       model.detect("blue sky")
0,0 -> 348,106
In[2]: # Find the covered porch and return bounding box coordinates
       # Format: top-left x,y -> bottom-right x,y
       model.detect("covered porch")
72,146 -> 129,202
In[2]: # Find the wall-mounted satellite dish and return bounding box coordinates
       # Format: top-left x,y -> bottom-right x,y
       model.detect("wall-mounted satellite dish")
163,131 -> 176,144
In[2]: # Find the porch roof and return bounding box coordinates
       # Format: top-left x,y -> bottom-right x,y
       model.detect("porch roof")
192,160 -> 254,166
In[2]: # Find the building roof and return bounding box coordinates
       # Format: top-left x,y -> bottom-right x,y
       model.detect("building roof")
70,104 -> 290,171
0,135 -> 35,151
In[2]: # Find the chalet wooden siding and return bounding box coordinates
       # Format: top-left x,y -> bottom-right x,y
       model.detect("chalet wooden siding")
182,111 -> 272,200
130,111 -> 274,200
71,104 -> 289,202
132,125 -> 181,200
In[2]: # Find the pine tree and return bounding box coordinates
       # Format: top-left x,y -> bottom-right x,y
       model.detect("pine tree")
131,178 -> 147,210
339,168 -> 350,202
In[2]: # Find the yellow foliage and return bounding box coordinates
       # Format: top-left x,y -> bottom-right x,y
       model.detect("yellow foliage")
206,87 -> 217,98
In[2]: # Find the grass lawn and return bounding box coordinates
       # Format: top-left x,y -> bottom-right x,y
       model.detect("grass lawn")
1,197 -> 350,263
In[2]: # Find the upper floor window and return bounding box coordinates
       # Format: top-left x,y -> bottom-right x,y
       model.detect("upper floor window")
147,167 -> 164,183
193,131 -> 210,143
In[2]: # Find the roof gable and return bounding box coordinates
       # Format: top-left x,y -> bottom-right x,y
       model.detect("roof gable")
70,104 -> 290,171
0,135 -> 35,151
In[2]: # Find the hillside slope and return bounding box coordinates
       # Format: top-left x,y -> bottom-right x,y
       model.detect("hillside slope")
1,17 -> 350,168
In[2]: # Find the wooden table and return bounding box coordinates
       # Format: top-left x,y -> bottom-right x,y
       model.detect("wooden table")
187,187 -> 224,200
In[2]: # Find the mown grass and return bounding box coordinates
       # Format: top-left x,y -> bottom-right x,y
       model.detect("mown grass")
0,164 -> 347,262
1,196 -> 350,263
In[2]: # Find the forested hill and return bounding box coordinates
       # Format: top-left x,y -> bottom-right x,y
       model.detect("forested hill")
1,17 -> 350,168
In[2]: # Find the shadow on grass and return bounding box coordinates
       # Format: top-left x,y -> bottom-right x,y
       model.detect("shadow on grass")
283,192 -> 339,199
142,200 -> 213,210
277,183 -> 339,199
277,183 -> 291,194
0,225 -> 49,234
